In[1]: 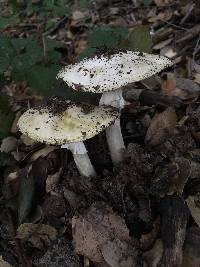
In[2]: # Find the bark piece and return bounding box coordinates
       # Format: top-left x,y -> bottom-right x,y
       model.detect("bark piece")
158,196 -> 189,267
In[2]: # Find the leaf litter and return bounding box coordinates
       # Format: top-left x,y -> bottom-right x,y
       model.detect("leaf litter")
1,0 -> 200,266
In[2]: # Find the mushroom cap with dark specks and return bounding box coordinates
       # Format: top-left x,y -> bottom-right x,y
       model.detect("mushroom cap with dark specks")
18,101 -> 119,145
57,50 -> 173,93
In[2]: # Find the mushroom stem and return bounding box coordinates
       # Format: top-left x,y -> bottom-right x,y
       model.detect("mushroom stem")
106,119 -> 125,164
100,89 -> 126,164
62,142 -> 96,177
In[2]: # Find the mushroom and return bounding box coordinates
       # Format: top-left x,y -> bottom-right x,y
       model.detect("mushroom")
57,50 -> 173,164
17,98 -> 119,177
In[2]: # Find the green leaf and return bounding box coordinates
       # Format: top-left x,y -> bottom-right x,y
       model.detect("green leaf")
121,25 -> 152,53
48,50 -> 61,62
0,152 -> 13,167
26,64 -> 60,95
46,38 -> 65,50
11,54 -> 33,71
12,68 -> 27,82
0,94 -> 10,113
0,54 -> 10,73
18,174 -> 35,224
143,0 -> 153,6
0,37 -> 14,56
26,41 -> 43,64
0,15 -> 19,29
51,5 -> 70,16
79,47 -> 96,60
88,26 -> 128,48
0,111 -> 15,139
11,37 -> 31,51
79,0 -> 90,9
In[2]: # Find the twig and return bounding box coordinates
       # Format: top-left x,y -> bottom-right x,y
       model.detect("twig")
176,24 -> 200,44
180,3 -> 195,25
161,20 -> 188,31
43,15 -> 69,37
42,35 -> 48,64
192,33 -> 200,69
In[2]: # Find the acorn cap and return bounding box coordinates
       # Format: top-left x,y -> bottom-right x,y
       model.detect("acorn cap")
57,50 -> 173,93
18,100 -> 119,145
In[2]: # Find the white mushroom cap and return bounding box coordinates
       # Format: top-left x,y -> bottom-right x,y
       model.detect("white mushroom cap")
17,100 -> 119,145
57,50 -> 173,93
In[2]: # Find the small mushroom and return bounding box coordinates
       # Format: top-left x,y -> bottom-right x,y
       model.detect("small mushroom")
57,50 -> 173,164
17,99 -> 119,177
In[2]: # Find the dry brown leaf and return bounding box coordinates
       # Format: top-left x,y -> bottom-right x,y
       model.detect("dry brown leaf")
154,0 -> 170,6
0,256 -> 12,267
74,39 -> 88,56
153,38 -> 173,50
0,137 -> 17,153
140,218 -> 160,251
28,146 -> 56,162
72,202 -> 130,263
168,157 -> 191,196
161,73 -> 200,102
16,223 -> 58,249
20,134 -> 36,146
186,195 -> 200,227
160,46 -> 177,58
145,107 -> 177,146
143,239 -> 163,267
101,238 -> 137,267
11,111 -> 21,134
161,73 -> 177,94
182,227 -> 200,267
148,11 -> 172,23
194,73 -> 200,85
46,167 -> 62,192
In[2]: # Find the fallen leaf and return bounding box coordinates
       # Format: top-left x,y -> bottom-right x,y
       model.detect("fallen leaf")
121,25 -> 152,53
168,157 -> 191,195
160,46 -> 177,58
154,0 -> 170,6
11,111 -> 21,134
101,238 -> 137,267
186,195 -> 200,227
16,223 -> 58,249
145,107 -> 177,146
161,73 -> 177,94
148,11 -> 172,23
140,218 -> 160,251
20,134 -> 36,146
143,239 -> 163,267
46,167 -> 62,193
29,146 -> 56,162
0,256 -> 12,267
182,227 -> 200,267
0,136 -> 18,153
153,38 -> 173,50
194,72 -> 200,84
72,202 -> 130,263
18,166 -> 35,224
151,158 -> 190,197
161,73 -> 200,102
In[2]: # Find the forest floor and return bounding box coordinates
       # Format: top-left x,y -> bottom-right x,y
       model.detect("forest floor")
1,0 -> 200,266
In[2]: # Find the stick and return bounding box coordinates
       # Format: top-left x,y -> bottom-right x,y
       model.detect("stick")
158,196 -> 189,267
